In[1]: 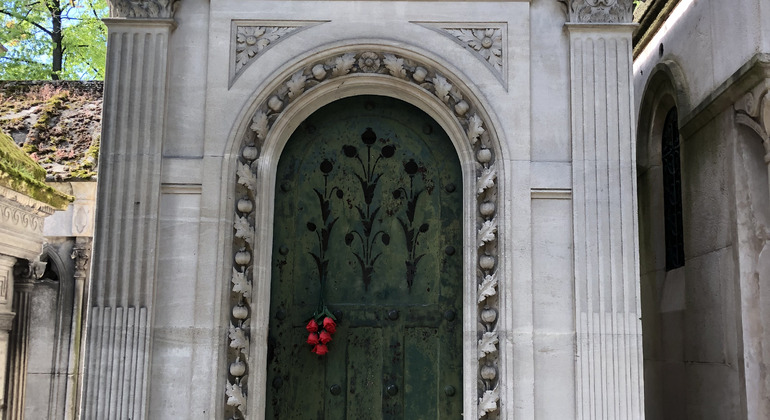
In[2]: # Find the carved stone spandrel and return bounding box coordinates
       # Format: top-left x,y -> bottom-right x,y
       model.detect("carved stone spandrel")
414,22 -> 508,88
229,21 -> 327,88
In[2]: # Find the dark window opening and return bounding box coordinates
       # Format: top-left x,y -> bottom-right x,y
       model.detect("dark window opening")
662,107 -> 684,270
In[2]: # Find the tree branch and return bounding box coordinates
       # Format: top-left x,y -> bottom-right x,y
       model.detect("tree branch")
0,9 -> 53,36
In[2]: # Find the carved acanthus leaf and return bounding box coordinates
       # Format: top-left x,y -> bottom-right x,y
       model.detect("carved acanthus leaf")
478,331 -> 499,359
251,111 -> 269,142
234,216 -> 255,247
478,388 -> 500,418
231,268 -> 252,298
477,166 -> 497,195
560,0 -> 633,24
330,53 -> 356,77
433,75 -> 453,104
478,219 -> 497,247
226,380 -> 248,416
478,273 -> 498,303
382,54 -> 407,79
467,114 -> 485,145
108,0 -> 178,19
237,162 -> 258,193
286,70 -> 308,101
229,322 -> 250,354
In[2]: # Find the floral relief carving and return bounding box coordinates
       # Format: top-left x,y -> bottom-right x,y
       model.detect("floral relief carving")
446,28 -> 503,72
415,23 -> 507,87
235,26 -> 296,72
559,0 -> 634,24
230,22 -> 326,88
229,49 -> 501,419
107,0 -> 178,19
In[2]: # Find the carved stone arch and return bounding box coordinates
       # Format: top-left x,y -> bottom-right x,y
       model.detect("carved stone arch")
636,60 -> 689,172
221,43 -> 508,420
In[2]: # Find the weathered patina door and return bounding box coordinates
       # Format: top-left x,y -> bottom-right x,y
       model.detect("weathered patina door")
267,96 -> 462,419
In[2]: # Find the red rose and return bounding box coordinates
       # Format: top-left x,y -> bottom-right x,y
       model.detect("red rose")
312,344 -> 328,355
319,330 -> 332,344
322,317 -> 336,334
307,333 -> 319,345
306,319 -> 319,333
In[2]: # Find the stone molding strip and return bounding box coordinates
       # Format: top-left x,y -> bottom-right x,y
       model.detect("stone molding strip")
414,22 -> 508,88
229,48 -> 502,419
229,21 -> 328,88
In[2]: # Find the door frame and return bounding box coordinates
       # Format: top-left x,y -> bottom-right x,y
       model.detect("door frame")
222,44 -> 509,420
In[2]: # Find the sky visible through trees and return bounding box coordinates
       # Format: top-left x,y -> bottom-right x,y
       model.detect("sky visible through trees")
0,0 -> 108,80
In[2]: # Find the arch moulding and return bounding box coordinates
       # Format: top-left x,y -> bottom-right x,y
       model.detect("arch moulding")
222,43 -> 507,420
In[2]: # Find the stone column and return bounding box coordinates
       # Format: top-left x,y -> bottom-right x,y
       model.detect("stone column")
734,72 -> 770,420
0,255 -> 16,418
562,1 -> 644,419
81,1 -> 177,418
5,260 -> 35,420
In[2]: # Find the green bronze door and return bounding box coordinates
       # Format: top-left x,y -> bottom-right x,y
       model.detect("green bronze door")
267,96 -> 463,419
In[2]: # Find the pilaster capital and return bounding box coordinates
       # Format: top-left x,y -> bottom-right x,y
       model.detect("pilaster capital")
107,0 -> 179,19
559,0 -> 634,24
735,80 -> 770,158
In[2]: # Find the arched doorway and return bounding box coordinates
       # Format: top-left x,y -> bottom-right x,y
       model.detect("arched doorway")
266,95 -> 463,418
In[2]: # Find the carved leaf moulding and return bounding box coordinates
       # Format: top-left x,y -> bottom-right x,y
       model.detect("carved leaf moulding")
229,21 -> 328,88
558,0 -> 634,24
414,22 -> 508,89
108,0 -> 179,19
229,49 -> 501,419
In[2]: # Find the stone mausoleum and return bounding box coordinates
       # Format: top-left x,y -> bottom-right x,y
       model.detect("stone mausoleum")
4,0 -> 770,418
84,0 -> 643,418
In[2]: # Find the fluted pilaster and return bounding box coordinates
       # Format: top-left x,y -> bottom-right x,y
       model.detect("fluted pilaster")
565,5 -> 644,418
82,16 -> 174,420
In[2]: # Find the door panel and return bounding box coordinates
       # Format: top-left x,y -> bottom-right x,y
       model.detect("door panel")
267,95 -> 462,419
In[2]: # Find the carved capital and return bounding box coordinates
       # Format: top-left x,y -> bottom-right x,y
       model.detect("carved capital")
559,0 -> 634,24
108,0 -> 179,19
735,83 -> 770,158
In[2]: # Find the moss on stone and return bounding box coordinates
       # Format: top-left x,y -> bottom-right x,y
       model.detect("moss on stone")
0,132 -> 71,209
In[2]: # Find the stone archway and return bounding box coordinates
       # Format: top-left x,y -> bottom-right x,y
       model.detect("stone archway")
223,46 -> 505,420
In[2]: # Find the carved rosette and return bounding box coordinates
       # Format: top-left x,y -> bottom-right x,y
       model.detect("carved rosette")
107,0 -> 179,19
559,0 -> 634,24
229,50 -> 501,419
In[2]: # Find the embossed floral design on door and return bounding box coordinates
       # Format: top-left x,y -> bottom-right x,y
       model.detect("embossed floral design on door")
267,96 -> 463,418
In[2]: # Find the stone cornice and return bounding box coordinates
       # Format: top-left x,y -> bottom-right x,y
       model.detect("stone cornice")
0,185 -> 57,218
107,0 -> 179,19
559,0 -> 634,24
680,53 -> 770,138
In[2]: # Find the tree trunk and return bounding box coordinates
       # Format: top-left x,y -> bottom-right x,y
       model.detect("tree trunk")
48,0 -> 63,80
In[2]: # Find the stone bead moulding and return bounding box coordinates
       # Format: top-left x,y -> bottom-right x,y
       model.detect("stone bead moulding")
229,20 -> 327,88
227,49 -> 503,419
415,22 -> 508,89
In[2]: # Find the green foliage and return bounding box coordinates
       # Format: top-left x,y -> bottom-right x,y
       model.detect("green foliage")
0,0 -> 108,80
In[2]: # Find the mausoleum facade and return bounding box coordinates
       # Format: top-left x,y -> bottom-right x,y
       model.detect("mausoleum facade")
85,0 -> 642,418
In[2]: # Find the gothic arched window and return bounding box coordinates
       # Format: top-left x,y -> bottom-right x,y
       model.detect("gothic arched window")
662,107 -> 684,270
